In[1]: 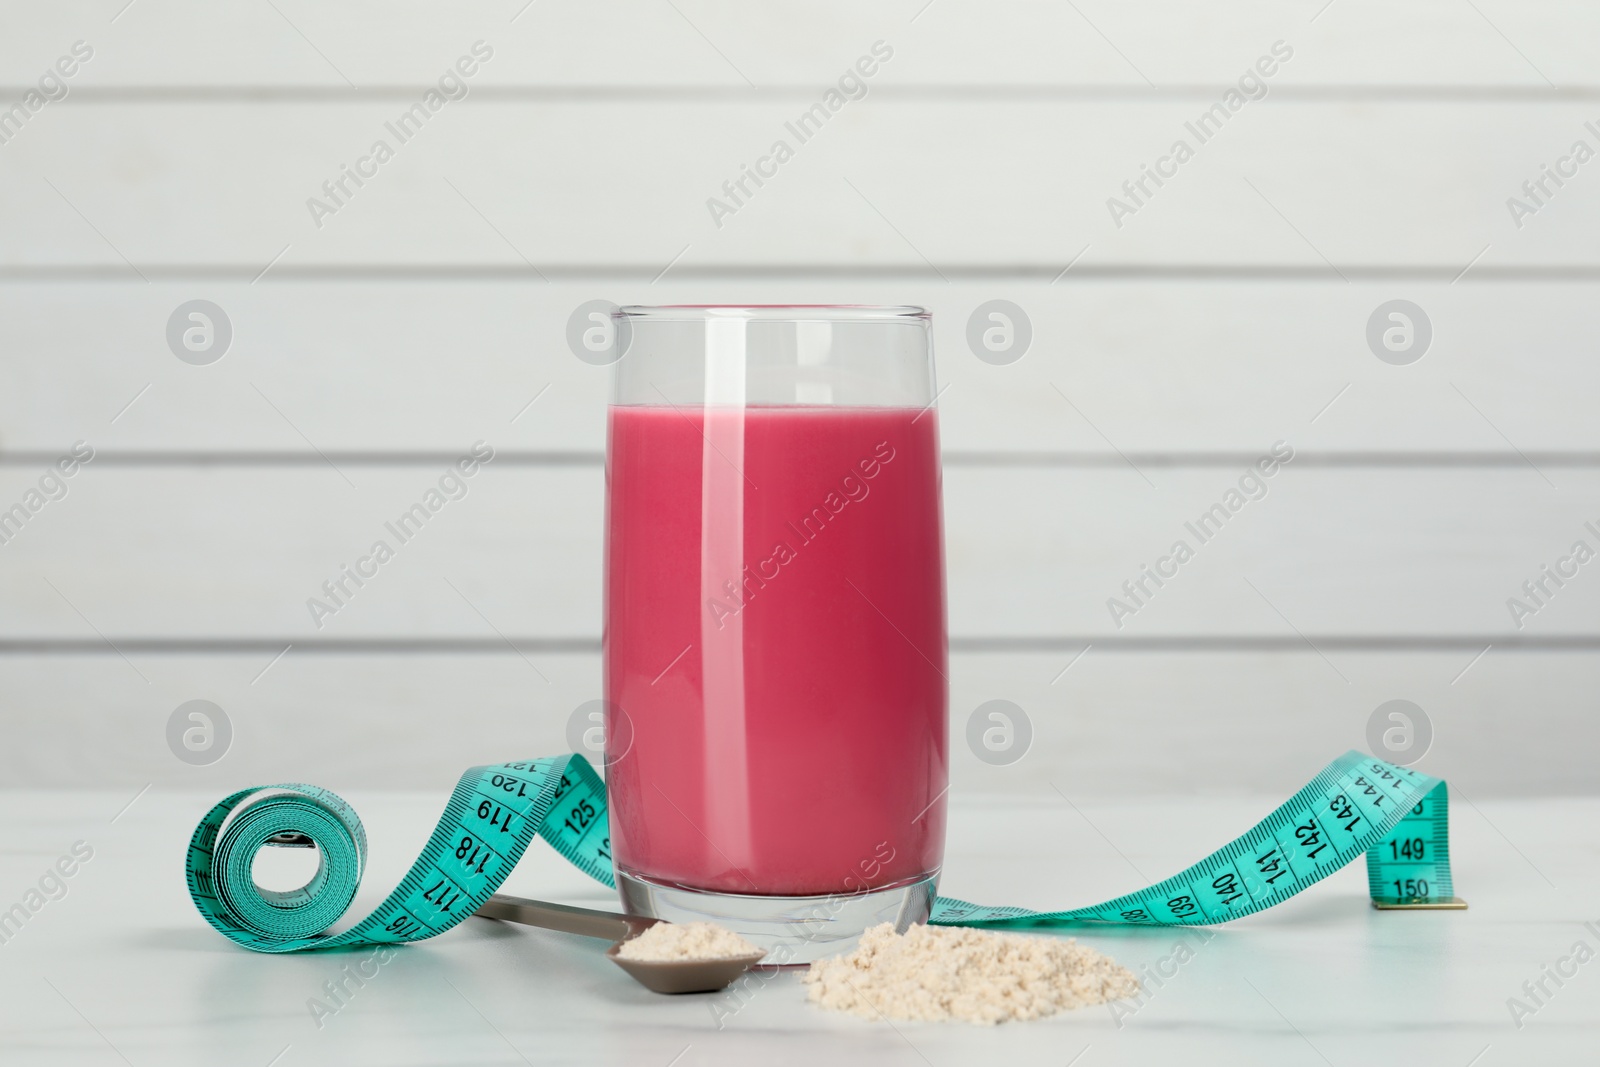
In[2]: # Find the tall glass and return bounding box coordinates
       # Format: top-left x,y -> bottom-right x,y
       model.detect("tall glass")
602,306 -> 947,962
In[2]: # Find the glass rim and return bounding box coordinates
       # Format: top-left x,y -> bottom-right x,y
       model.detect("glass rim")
616,304 -> 929,323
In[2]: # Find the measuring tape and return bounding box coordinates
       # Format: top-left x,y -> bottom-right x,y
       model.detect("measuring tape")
929,749 -> 1459,927
186,756 -> 614,951
186,749 -> 1459,953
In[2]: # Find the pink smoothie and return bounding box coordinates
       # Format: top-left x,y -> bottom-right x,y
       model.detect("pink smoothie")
604,404 -> 947,896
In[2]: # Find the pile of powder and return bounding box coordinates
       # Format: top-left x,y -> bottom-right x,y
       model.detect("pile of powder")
803,922 -> 1139,1025
614,921 -> 763,962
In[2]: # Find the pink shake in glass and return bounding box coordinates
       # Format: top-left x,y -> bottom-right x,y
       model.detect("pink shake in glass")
601,306 -> 946,959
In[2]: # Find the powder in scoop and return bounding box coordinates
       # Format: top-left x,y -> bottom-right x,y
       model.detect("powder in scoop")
614,921 -> 763,962
804,922 -> 1139,1025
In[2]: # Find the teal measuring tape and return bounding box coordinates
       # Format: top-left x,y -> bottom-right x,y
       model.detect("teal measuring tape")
186,750 -> 1458,952
187,756 -> 614,952
929,749 -> 1457,927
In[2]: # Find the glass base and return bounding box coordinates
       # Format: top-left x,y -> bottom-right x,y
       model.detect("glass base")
616,869 -> 938,965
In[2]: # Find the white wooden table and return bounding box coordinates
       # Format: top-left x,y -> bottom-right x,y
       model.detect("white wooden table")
2,786 -> 1592,1065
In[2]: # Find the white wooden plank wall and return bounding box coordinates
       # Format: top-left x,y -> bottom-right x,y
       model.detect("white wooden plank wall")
1,1 -> 1596,796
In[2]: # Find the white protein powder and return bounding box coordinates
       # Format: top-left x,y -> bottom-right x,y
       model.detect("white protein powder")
804,922 -> 1140,1025
614,921 -> 763,962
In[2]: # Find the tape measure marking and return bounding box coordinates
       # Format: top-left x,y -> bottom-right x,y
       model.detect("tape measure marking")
928,751 -> 1456,927
186,755 -> 615,952
186,750 -> 1458,953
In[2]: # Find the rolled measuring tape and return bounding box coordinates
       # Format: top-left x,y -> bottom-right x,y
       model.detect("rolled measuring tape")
186,749 -> 1460,952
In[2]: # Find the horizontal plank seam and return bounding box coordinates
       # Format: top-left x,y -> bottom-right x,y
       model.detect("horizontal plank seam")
4,266 -> 1600,282
14,86 -> 1600,102
0,636 -> 1591,653
7,452 -> 1600,469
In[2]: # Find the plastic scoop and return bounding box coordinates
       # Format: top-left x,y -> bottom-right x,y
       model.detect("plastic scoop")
473,893 -> 767,994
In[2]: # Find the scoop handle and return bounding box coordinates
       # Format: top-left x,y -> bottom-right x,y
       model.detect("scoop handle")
474,893 -> 658,942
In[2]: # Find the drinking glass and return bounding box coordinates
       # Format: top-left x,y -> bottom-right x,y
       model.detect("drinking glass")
602,306 -> 947,962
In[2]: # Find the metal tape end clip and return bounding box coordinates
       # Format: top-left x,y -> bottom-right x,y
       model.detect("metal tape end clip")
1372,896 -> 1468,911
